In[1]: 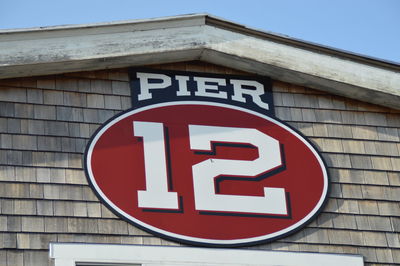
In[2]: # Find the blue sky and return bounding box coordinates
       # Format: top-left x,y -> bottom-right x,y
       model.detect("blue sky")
1,0 -> 399,63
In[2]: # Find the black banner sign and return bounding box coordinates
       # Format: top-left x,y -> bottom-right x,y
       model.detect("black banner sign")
129,68 -> 275,116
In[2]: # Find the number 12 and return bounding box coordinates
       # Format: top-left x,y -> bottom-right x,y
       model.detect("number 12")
134,121 -> 288,216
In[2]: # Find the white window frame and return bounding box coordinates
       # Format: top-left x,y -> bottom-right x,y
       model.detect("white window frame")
50,243 -> 363,266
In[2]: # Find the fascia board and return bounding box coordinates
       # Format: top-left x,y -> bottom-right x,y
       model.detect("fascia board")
0,14 -> 208,41
0,25 -> 208,77
200,26 -> 400,109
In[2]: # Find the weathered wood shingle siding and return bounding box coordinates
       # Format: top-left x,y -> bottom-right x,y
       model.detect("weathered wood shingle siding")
0,61 -> 399,265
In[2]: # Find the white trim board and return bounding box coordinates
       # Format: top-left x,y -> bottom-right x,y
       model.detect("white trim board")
49,243 -> 364,266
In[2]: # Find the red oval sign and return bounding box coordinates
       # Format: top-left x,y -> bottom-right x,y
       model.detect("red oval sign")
85,102 -> 329,247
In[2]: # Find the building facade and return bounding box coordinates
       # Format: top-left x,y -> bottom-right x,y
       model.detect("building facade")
0,14 -> 400,266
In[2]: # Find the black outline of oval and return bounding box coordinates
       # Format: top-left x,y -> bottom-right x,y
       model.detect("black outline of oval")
83,102 -> 330,248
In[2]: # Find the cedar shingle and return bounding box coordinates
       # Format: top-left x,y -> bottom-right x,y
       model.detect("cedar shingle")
56,106 -> 84,122
342,140 -> 365,154
33,105 -> 56,120
29,184 -> 44,198
87,202 -> 102,217
27,119 -> 44,135
7,216 -> 21,231
297,243 -> 319,252
315,109 -> 342,123
91,80 -> 112,94
281,92 -> 295,106
64,91 -> 86,107
374,142 -> 399,156
357,201 -> 379,215
327,229 -> 352,245
37,79 -> 55,89
361,185 -> 387,200
341,184 -> 363,198
364,112 -> 388,127
377,127 -> 399,141
36,168 -> 50,183
7,118 -> 21,133
23,251 -> 50,266
108,71 -> 129,82
301,108 -> 317,122
337,199 -> 360,214
87,94 -> 105,108
43,90 -> 63,105
26,89 -> 43,104
0,102 -> 14,117
6,251 -> 23,265
0,166 -> 15,181
3,233 -> 17,248
14,200 -> 36,215
21,217 -> 44,232
37,136 -> 61,151
324,153 -> 351,168
371,157 -> 393,171
363,171 -> 389,186
72,202 -> 88,217
37,200 -> 53,216
362,231 -> 387,247
358,247 -> 377,263
16,233 -> 29,249
104,95 -> 122,109
332,214 -> 357,230
327,124 -> 353,138
375,248 -> 394,263
378,201 -> 400,216
350,155 -> 373,169
83,109 -> 99,123
351,125 -> 378,140
386,233 -> 400,248
121,96 -> 131,109
56,78 -> 78,91
0,217 -> 6,231
367,216 -> 392,231
0,87 -> 26,102
100,204 -> 117,218
98,219 -> 128,235
98,109 -> 115,123
67,218 -> 98,234
316,213 -> 335,228
111,80 -> 130,96
14,104 -> 33,119
26,233 -> 57,249
340,110 -> 366,125
68,123 -> 81,137
391,158 -> 400,171
65,169 -> 86,184
15,167 -> 36,182
45,121 -> 69,136
275,107 -> 291,120
349,231 -> 364,246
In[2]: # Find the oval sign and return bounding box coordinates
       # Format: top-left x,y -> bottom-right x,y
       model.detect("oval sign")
84,102 -> 329,247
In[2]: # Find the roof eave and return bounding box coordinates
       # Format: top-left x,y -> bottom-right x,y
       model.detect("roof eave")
0,14 -> 399,109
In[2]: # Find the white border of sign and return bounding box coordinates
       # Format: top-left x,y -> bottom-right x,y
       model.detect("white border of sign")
85,101 -> 329,246
49,243 -> 364,266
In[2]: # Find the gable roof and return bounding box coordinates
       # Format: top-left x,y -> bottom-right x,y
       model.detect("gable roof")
0,14 -> 399,109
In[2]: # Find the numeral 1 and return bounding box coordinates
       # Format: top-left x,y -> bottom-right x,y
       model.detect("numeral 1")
134,121 -> 179,209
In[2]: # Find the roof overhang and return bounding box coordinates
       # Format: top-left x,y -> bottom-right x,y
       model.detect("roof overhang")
1,14 -> 399,109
